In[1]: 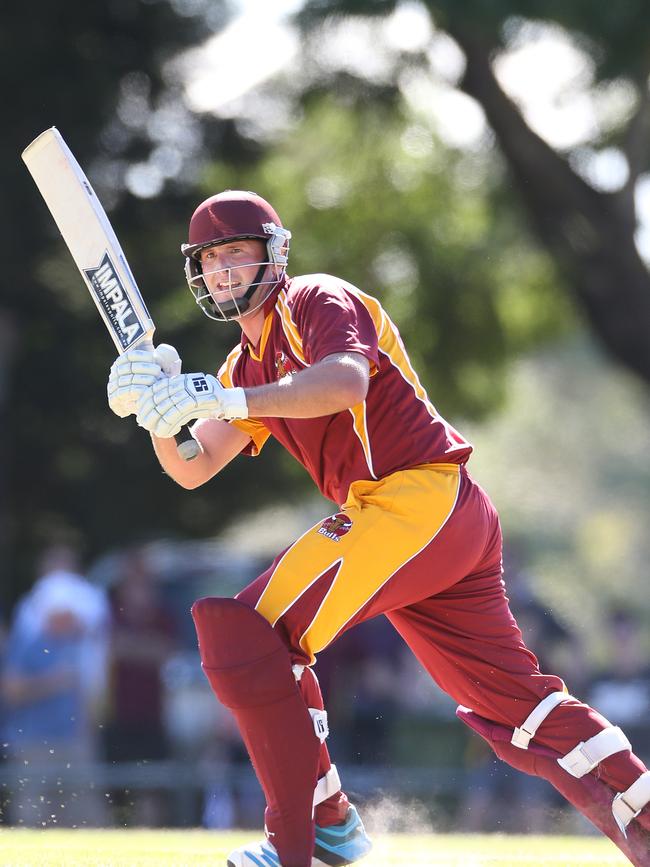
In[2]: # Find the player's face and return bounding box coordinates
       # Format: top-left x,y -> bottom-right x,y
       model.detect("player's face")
199,239 -> 268,314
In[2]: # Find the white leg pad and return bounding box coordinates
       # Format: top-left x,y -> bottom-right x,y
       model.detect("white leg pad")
313,764 -> 341,807
512,690 -> 574,749
612,770 -> 650,836
557,726 -> 631,778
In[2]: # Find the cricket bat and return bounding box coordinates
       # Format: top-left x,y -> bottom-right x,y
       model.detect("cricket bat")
21,127 -> 199,461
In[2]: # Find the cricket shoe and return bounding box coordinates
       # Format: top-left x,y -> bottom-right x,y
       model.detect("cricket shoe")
227,805 -> 372,866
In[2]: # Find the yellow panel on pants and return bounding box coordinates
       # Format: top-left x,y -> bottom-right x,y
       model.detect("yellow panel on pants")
255,463 -> 461,662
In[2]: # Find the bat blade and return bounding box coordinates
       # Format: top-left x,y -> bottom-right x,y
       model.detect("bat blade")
22,127 -> 153,353
22,127 -> 199,460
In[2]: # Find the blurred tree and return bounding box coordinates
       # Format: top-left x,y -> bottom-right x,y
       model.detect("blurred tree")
467,334 -> 650,643
1,0 -> 284,602
297,0 -> 650,384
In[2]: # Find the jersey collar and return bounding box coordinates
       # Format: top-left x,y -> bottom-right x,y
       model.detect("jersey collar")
240,274 -> 288,361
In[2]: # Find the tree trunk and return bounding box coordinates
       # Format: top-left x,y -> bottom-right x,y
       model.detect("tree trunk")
448,25 -> 650,384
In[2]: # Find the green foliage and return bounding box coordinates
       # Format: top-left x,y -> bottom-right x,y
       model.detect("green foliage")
430,0 -> 650,81
300,0 -> 650,81
467,333 -> 650,647
295,0 -> 650,382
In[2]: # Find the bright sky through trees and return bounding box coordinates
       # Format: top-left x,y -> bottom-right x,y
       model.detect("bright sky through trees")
184,0 -> 650,260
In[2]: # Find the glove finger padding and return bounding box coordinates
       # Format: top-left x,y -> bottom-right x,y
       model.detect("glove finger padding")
136,372 -> 247,438
115,348 -> 157,365
107,344 -> 182,420
135,373 -> 217,437
154,343 -> 182,377
116,361 -> 163,377
116,372 -> 159,386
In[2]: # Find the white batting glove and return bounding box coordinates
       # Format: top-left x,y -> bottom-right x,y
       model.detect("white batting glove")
136,373 -> 248,438
107,344 -> 182,418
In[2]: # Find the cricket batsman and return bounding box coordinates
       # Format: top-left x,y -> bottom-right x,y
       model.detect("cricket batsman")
107,190 -> 650,866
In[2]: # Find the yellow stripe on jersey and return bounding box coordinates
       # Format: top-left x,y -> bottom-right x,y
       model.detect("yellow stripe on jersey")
346,285 -> 438,419
248,311 -> 274,362
217,345 -> 242,388
276,289 -> 307,365
230,418 -> 271,455
348,401 -> 376,479
255,463 -> 461,662
217,345 -> 271,455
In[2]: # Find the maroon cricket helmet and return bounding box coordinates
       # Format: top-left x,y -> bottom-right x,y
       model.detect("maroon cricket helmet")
182,190 -> 285,259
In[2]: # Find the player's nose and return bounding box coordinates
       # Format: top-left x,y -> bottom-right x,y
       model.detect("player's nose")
205,261 -> 231,280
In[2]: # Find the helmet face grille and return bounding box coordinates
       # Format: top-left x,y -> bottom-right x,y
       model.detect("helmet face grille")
185,258 -> 277,321
183,237 -> 291,323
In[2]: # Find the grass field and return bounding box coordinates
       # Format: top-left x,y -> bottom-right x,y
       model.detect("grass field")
0,829 -> 629,866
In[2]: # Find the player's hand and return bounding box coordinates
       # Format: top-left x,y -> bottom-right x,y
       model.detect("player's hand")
107,344 -> 182,418
135,373 -> 248,438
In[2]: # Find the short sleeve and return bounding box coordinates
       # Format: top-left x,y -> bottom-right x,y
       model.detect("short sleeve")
229,418 -> 271,456
217,351 -> 271,457
292,279 -> 380,371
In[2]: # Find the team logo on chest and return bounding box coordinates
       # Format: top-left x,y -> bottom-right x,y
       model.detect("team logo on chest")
317,513 -> 353,542
275,351 -> 296,380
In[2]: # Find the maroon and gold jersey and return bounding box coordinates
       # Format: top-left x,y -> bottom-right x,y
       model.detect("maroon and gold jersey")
218,273 -> 472,505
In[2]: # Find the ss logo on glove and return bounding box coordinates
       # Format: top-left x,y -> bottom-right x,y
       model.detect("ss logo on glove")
191,376 -> 210,393
135,371 -> 248,437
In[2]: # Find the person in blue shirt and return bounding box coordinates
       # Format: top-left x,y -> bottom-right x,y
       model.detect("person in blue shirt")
2,560 -> 108,828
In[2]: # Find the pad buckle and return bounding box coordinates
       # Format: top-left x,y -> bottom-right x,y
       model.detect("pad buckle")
612,771 -> 650,837
557,726 -> 630,779
511,691 -> 572,750
313,764 -> 341,807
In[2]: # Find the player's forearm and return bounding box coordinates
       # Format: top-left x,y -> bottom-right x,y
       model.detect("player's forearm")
151,417 -> 249,489
244,353 -> 369,418
151,431 -> 213,489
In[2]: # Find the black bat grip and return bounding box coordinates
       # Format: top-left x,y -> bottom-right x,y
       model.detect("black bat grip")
175,424 -> 200,461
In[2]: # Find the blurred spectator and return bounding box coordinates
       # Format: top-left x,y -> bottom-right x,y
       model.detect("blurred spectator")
1,545 -> 110,827
10,544 -> 110,712
586,608 -> 650,765
200,713 -> 264,830
103,547 -> 178,826
316,617 -> 406,765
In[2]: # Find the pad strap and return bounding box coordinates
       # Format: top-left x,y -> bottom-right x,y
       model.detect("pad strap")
313,765 -> 341,807
557,726 -> 631,779
512,691 -> 573,749
612,771 -> 650,836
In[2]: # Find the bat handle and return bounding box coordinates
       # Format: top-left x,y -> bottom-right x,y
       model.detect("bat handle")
175,424 -> 200,461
